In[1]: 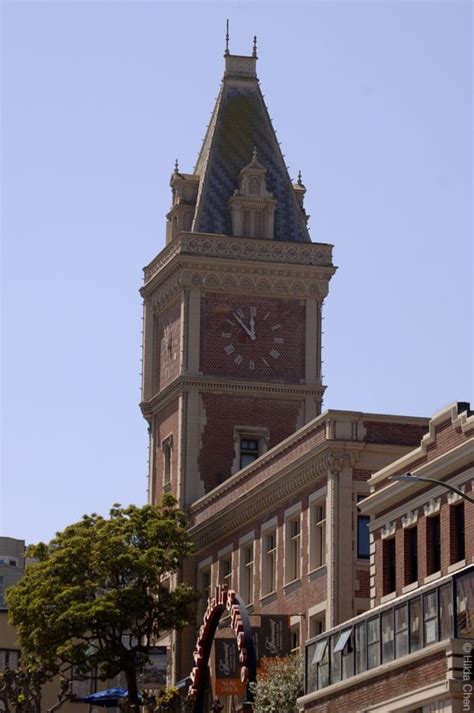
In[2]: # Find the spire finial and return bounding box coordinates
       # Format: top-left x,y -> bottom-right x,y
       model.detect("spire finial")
252,146 -> 258,162
297,170 -> 303,186
252,35 -> 258,58
174,159 -> 179,173
225,20 -> 230,56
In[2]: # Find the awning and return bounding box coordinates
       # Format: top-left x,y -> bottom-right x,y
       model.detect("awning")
81,688 -> 142,707
333,628 -> 352,653
311,638 -> 328,665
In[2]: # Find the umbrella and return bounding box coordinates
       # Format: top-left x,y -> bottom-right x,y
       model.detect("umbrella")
82,687 -> 142,707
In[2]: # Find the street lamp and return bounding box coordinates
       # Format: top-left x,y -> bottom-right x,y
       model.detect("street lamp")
388,473 -> 474,504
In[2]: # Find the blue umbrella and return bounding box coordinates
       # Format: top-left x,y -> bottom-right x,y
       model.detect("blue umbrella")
82,687 -> 141,707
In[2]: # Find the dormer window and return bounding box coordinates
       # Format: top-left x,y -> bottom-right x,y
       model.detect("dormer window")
229,148 -> 277,240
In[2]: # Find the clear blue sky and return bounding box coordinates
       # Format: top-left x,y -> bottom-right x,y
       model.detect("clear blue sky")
1,1 -> 472,544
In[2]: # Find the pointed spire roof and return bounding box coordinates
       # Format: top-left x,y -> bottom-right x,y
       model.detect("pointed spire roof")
192,47 -> 311,243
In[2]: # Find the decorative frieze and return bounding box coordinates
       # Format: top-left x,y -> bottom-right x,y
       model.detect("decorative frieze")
423,498 -> 441,517
380,522 -> 396,540
401,510 -> 419,528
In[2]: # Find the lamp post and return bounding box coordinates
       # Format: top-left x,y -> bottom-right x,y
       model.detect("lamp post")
388,473 -> 474,504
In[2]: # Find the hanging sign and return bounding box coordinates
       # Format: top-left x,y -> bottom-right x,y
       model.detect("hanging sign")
213,638 -> 246,696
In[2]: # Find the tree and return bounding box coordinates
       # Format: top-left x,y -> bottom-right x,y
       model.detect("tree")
250,654 -> 303,713
6,495 -> 197,713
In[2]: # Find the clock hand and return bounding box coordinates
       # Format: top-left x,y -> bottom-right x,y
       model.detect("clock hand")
232,311 -> 256,341
249,313 -> 256,340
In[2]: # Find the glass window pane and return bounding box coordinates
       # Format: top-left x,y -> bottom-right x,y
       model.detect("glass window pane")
367,617 -> 380,669
409,598 -> 422,653
381,610 -> 394,663
357,515 -> 370,558
306,644 -> 318,692
423,591 -> 438,645
395,605 -> 408,658
439,583 -> 453,640
456,570 -> 474,638
330,635 -> 342,684
355,622 -> 367,674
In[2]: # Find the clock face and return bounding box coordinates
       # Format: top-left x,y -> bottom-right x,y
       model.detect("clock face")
156,302 -> 181,389
200,295 -> 305,382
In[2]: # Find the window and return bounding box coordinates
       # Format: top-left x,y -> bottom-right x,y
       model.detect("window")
162,436 -> 173,488
404,526 -> 418,585
310,501 -> 326,570
450,503 -> 465,564
439,583 -> 453,640
426,515 -> 441,574
290,624 -> 300,652
240,438 -> 259,469
219,554 -> 232,589
309,612 -> 326,638
311,638 -> 329,689
248,176 -> 260,195
0,576 -> 4,607
0,649 -> 19,672
285,515 -> 301,583
333,628 -> 353,680
383,538 -> 396,595
456,569 -> 474,638
357,500 -> 370,559
198,566 -> 211,618
241,208 -> 266,239
355,622 -> 367,674
240,543 -> 254,605
423,590 -> 438,645
409,597 -> 422,652
367,617 -> 380,669
262,530 -> 277,595
381,610 -> 394,663
394,604 -> 408,658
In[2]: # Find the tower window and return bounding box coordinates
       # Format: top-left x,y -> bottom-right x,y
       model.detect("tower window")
162,436 -> 173,488
262,529 -> 277,595
310,500 -> 326,570
242,209 -> 266,239
240,438 -> 259,469
219,554 -> 232,589
285,514 -> 301,583
248,176 -> 260,195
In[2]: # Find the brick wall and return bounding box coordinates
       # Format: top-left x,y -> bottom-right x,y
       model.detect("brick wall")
363,421 -> 427,446
198,394 -> 303,493
302,651 -> 446,712
200,294 -> 305,383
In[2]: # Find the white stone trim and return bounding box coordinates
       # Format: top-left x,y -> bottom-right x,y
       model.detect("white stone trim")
197,556 -> 212,570
423,498 -> 441,517
261,515 -> 278,533
447,559 -> 466,574
401,581 -> 419,594
217,543 -> 233,559
284,502 -> 302,519
380,522 -> 396,540
423,570 -> 441,584
401,509 -> 418,528
239,531 -> 255,546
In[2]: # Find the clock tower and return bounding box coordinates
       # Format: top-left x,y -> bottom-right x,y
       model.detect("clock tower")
140,45 -> 336,507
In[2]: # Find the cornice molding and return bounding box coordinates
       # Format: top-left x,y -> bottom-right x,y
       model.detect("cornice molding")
189,450 -> 339,549
143,231 -> 335,286
140,374 -> 325,418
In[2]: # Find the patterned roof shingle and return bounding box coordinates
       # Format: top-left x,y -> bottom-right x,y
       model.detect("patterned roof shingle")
192,65 -> 311,243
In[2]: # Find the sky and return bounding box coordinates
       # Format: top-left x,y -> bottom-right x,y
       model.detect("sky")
1,1 -> 472,545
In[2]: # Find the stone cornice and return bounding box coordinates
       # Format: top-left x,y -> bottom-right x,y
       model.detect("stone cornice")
140,374 -> 325,418
189,448 -> 339,549
142,231 -> 335,290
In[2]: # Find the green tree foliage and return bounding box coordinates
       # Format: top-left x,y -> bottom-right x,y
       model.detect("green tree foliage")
250,654 -> 303,713
6,496 -> 196,712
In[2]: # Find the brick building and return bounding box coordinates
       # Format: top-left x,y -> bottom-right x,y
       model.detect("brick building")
139,42 -> 472,711
300,401 -> 473,713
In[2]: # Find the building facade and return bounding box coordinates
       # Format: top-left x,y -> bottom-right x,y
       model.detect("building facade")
139,41 -> 472,712
300,401 -> 473,713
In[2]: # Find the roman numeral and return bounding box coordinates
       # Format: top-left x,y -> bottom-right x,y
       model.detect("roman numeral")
274,337 -> 284,344
226,319 -> 236,326
262,357 -> 269,366
269,349 -> 280,359
271,323 -> 282,331
221,332 -> 231,338
263,312 -> 270,321
234,354 -> 243,365
235,308 -> 244,319
249,360 -> 255,370
224,344 -> 236,355
250,306 -> 257,317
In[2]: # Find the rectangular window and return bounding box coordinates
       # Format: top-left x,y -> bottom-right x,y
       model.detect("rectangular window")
262,530 -> 277,595
310,501 -> 326,570
0,650 -> 19,672
309,612 -> 326,638
162,436 -> 173,488
423,590 -> 439,645
240,543 -> 254,605
290,624 -> 300,653
198,567 -> 211,618
242,210 -> 252,237
409,597 -> 422,652
394,604 -> 409,658
253,210 -> 264,238
456,569 -> 474,638
450,503 -> 465,564
219,555 -> 232,589
240,438 -> 259,469
355,621 -> 367,674
404,526 -> 418,585
426,515 -> 441,574
312,638 -> 329,689
285,515 -> 301,583
381,610 -> 394,663
367,617 -> 380,669
383,538 -> 396,595
357,505 -> 370,559
439,582 -> 453,640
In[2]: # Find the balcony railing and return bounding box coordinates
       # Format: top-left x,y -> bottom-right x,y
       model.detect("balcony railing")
305,565 -> 473,694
